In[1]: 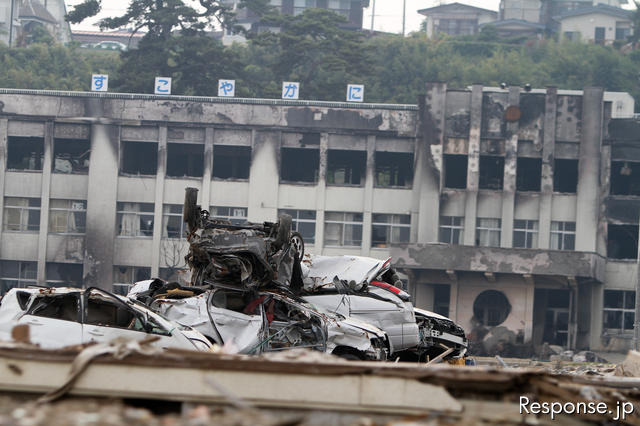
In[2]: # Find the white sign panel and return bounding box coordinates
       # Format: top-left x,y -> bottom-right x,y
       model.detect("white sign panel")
218,79 -> 235,97
346,84 -> 364,102
282,82 -> 300,100
155,77 -> 172,95
91,74 -> 108,92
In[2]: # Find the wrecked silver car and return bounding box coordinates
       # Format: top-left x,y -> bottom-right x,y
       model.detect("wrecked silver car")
0,287 -> 212,351
128,279 -> 389,361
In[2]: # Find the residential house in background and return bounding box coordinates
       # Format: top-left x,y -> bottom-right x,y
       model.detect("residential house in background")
0,0 -> 71,46
418,2 -> 498,38
554,4 -> 633,44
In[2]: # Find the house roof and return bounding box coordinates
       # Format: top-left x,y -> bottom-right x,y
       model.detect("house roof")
479,19 -> 546,30
553,4 -> 633,21
18,0 -> 57,24
418,2 -> 498,16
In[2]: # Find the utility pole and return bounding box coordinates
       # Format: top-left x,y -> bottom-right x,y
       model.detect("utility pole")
8,0 -> 15,48
370,0 -> 376,33
402,0 -> 406,36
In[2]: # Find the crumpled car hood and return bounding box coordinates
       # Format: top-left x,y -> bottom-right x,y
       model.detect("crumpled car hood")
301,254 -> 389,290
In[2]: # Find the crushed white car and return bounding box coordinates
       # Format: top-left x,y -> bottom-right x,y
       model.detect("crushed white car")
0,287 -> 212,351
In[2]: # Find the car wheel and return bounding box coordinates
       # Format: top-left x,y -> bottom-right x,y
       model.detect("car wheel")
290,232 -> 305,259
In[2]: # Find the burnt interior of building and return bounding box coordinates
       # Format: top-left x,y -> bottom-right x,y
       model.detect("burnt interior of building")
212,145 -> 251,180
607,224 -> 639,260
53,138 -> 90,174
280,147 -> 319,183
553,159 -> 578,193
7,136 -> 44,170
326,149 -> 366,185
375,152 -> 413,187
610,161 -> 640,196
167,143 -> 204,178
479,155 -> 504,190
443,154 -> 467,189
516,157 -> 541,192
121,141 -> 158,175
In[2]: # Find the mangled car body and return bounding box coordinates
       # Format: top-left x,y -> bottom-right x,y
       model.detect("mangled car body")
0,287 -> 212,351
128,279 -> 389,361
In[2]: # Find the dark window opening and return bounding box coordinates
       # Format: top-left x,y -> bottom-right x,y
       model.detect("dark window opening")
479,156 -> 504,190
166,143 -> 204,178
45,262 -> 83,288
433,284 -> 450,317
53,139 -> 90,174
27,294 -> 79,322
516,157 -> 541,192
603,290 -> 635,332
7,136 -> 44,170
375,152 -> 413,187
554,159 -> 578,193
121,141 -> 158,175
611,161 -> 640,196
607,224 -> 639,260
213,145 -> 251,180
443,154 -> 467,189
280,148 -> 319,183
327,150 -> 366,186
473,290 -> 511,327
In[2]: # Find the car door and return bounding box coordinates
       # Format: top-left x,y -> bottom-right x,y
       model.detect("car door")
207,289 -> 265,353
82,288 -> 176,349
17,292 -> 83,348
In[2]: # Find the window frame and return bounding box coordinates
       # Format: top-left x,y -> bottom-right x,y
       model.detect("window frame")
279,209 -> 317,244
210,206 -> 248,225
48,199 -> 87,234
3,197 -> 41,232
116,202 -> 155,238
476,218 -> 502,247
371,213 -> 411,247
513,219 -> 538,249
550,221 -> 576,251
439,216 -> 464,245
603,289 -> 635,333
324,211 -> 363,248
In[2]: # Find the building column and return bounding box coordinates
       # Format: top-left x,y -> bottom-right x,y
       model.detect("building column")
0,119 -> 7,258
362,135 -> 375,255
575,87 -> 604,252
449,279 -> 459,323
464,84 -> 483,245
500,87 -> 521,248
316,133 -> 328,253
36,121 -> 53,285
247,130 -> 279,222
201,127 -> 214,211
590,281 -> 604,350
538,87 -> 557,250
151,126 -> 167,277
524,278 -> 535,342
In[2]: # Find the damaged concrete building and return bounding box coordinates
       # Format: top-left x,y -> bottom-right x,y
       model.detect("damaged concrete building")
0,85 -> 637,354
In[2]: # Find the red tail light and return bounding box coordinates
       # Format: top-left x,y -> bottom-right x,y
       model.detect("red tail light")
370,280 -> 410,301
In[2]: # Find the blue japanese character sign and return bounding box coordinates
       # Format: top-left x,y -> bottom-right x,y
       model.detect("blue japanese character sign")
218,79 -> 235,97
155,77 -> 172,95
282,82 -> 300,100
91,74 -> 108,92
346,84 -> 364,102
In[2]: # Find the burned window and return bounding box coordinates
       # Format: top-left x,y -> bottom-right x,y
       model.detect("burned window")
53,138 -> 90,174
279,209 -> 316,244
479,156 -> 504,190
607,224 -> 639,260
0,260 -> 37,295
327,150 -> 366,186
603,290 -> 635,332
550,221 -> 575,250
121,141 -> 158,175
476,218 -> 501,247
375,152 -> 413,187
473,290 -> 511,326
516,158 -> 541,192
113,266 -> 151,295
371,214 -> 410,247
7,136 -> 44,170
213,145 -> 251,180
3,197 -> 40,232
324,212 -> 363,247
117,202 -> 154,237
45,262 -> 83,288
611,161 -> 640,196
443,154 -> 467,189
49,200 -> 86,234
167,143 -> 204,178
280,148 -> 319,183
513,219 -> 538,249
439,216 -> 463,244
553,159 -> 578,193
210,206 -> 248,225
27,293 -> 79,322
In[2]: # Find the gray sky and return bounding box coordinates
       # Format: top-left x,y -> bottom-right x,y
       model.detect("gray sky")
66,0 -> 502,34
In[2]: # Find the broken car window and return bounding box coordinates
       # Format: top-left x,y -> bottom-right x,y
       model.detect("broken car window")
85,291 -> 144,330
28,293 -> 79,322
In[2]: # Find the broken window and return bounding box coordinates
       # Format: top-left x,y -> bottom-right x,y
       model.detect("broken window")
553,159 -> 578,193
324,212 -> 363,247
116,202 -> 154,237
513,219 -> 538,249
7,136 -> 44,170
162,204 -> 186,239
476,218 -> 501,247
433,284 -> 450,318
375,152 -> 413,187
120,141 -> 158,175
159,267 -> 189,285
550,221 -> 575,250
113,266 -> 151,295
53,138 -> 90,174
479,156 -> 504,190
49,200 -> 86,234
371,214 -> 410,247
516,158 -> 541,192
85,290 -> 140,329
0,260 -> 37,295
607,224 -> 639,260
213,145 -> 251,180
439,216 -> 464,244
280,148 -> 319,183
327,150 -> 366,186
45,262 -> 83,288
473,290 -> 511,326
603,290 -> 635,332
166,143 -> 204,178
3,197 -> 40,232
279,209 -> 316,244
27,293 -> 79,322
611,161 -> 640,196
443,154 -> 467,189
210,206 -> 248,225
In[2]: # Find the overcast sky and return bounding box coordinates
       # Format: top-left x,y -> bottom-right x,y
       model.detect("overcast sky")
66,0 -> 502,34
